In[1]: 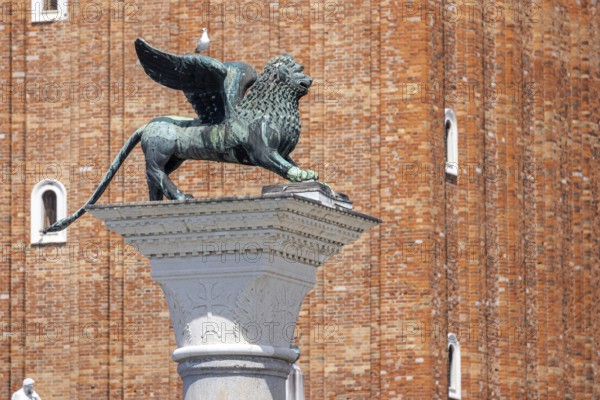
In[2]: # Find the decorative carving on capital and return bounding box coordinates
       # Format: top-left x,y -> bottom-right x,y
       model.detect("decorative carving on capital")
188,281 -> 239,343
160,279 -> 241,346
160,283 -> 193,346
236,277 -> 308,347
188,281 -> 235,319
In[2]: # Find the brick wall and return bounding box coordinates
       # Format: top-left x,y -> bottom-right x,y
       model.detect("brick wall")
0,0 -> 599,399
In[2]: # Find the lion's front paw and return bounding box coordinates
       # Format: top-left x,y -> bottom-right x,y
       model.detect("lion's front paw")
287,167 -> 319,182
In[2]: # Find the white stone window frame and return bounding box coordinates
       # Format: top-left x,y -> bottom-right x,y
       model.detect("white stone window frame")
445,108 -> 458,176
31,179 -> 67,244
31,0 -> 68,23
448,333 -> 461,399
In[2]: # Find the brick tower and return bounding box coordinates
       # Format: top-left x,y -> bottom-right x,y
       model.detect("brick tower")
1,1 -> 599,399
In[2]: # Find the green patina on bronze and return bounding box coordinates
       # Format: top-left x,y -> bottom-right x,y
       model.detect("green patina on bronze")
43,38 -> 316,234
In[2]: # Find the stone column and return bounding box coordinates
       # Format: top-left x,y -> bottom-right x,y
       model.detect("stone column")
87,182 -> 379,400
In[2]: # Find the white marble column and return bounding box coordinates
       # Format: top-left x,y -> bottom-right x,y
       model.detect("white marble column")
87,182 -> 379,400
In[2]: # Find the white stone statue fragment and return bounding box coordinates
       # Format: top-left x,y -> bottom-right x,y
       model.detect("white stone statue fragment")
12,378 -> 42,400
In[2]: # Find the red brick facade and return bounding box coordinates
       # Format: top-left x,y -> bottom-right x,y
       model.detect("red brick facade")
1,1 -> 599,399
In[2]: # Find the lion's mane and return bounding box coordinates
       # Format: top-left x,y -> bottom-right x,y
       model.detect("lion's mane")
234,54 -> 303,139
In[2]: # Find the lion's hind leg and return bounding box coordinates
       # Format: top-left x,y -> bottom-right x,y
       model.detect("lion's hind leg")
142,136 -> 191,201
165,157 -> 193,199
145,158 -> 192,201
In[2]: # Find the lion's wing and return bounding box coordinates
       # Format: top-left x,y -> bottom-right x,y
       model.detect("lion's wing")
223,62 -> 257,110
135,38 -> 229,125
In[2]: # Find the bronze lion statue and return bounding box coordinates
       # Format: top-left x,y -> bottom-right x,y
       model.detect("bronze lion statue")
44,39 -> 317,233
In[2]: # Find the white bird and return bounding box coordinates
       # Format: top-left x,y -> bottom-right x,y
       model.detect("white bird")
195,28 -> 210,53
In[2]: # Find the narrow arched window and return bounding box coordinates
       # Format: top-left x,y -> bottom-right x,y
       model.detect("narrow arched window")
42,190 -> 57,227
445,108 -> 458,177
32,0 -> 68,22
448,333 -> 461,399
286,363 -> 305,400
447,344 -> 454,387
43,0 -> 58,11
31,180 -> 67,244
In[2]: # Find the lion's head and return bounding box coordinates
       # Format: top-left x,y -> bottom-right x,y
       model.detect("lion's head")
260,54 -> 313,97
234,54 -> 310,136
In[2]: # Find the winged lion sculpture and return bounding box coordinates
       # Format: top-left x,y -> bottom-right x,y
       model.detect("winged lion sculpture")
43,39 -> 317,234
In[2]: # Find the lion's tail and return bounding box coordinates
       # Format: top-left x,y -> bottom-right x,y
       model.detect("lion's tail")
42,126 -> 145,234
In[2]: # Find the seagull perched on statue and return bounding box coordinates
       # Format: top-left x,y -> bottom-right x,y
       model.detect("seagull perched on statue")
195,28 -> 210,53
